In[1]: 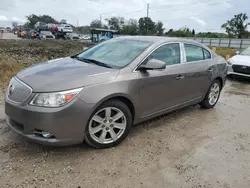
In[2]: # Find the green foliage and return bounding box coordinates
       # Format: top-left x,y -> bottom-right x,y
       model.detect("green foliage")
221,13 -> 250,38
192,29 -> 195,36
196,32 -> 228,38
165,28 -> 194,37
24,14 -> 58,29
155,21 -> 164,36
12,21 -> 18,28
121,19 -> 138,35
105,17 -> 125,32
90,19 -> 102,28
138,17 -> 156,35
74,26 -> 90,34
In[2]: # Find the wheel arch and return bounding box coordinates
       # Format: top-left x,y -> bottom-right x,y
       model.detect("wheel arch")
91,93 -> 136,122
214,76 -> 223,89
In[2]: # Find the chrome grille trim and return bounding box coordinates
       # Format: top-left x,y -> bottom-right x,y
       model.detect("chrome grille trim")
7,77 -> 33,104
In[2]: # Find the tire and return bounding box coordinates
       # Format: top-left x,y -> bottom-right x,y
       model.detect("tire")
84,100 -> 132,149
199,79 -> 221,109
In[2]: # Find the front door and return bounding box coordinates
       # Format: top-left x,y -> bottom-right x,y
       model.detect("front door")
138,43 -> 188,118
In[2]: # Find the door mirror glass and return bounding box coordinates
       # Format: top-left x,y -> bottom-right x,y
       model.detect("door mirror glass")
138,59 -> 166,71
236,51 -> 240,55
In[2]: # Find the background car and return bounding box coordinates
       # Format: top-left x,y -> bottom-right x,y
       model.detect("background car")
227,46 -> 250,78
35,22 -> 48,31
39,30 -> 55,40
5,37 -> 227,149
58,24 -> 73,33
80,35 -> 91,40
65,33 -> 80,40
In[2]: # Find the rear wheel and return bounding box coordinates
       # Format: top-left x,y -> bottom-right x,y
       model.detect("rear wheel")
84,100 -> 132,148
199,80 -> 221,109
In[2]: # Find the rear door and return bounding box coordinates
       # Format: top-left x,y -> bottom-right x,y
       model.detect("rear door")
180,43 -> 213,101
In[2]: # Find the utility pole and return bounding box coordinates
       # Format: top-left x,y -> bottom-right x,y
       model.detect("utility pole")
100,14 -> 102,26
147,3 -> 149,18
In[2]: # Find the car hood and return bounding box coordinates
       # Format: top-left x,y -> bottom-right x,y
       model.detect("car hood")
230,55 -> 250,65
16,57 -> 119,92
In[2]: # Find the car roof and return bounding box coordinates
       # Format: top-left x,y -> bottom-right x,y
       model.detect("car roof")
113,36 -> 201,45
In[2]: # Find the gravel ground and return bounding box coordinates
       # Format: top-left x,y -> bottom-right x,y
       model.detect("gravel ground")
1,33 -> 20,40
0,78 -> 250,188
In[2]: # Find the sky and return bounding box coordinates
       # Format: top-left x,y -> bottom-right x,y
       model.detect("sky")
0,0 -> 250,32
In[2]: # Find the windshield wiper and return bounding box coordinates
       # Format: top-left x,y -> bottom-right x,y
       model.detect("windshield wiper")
81,58 -> 112,68
72,56 -> 112,68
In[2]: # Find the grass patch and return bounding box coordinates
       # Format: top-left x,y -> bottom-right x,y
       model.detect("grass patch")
0,56 -> 21,89
210,47 -> 237,59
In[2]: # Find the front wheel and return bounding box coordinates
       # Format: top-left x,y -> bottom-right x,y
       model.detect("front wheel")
199,80 -> 221,109
84,100 -> 132,148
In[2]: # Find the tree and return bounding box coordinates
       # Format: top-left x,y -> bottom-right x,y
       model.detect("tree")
24,14 -> 58,28
121,19 -> 138,35
221,13 -> 250,38
155,21 -> 164,36
138,17 -> 155,35
12,21 -> 18,28
192,29 -> 196,36
106,16 -> 125,32
90,19 -> 102,28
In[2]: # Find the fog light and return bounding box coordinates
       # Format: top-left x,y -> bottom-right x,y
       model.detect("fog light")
41,132 -> 53,138
33,129 -> 55,139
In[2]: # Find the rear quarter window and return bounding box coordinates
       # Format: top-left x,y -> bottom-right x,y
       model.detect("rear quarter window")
184,44 -> 211,62
203,48 -> 211,59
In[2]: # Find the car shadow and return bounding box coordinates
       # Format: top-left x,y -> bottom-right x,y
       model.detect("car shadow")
227,75 -> 250,84
2,104 -> 206,160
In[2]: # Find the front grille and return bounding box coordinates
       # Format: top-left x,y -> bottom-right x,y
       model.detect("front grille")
73,37 -> 79,40
232,65 -> 250,75
46,36 -> 53,39
7,77 -> 32,103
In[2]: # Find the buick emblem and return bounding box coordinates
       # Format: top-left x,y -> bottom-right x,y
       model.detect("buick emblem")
242,66 -> 247,69
8,85 -> 15,96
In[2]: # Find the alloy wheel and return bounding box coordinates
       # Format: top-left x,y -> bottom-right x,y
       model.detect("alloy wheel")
88,107 -> 127,144
208,83 -> 220,106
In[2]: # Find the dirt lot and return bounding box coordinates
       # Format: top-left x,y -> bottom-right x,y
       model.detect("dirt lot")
0,77 -> 249,188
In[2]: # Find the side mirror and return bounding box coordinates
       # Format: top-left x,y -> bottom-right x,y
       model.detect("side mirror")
138,59 -> 166,71
236,51 -> 240,55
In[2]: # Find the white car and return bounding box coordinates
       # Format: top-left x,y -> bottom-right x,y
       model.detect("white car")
227,47 -> 250,78
58,24 -> 73,33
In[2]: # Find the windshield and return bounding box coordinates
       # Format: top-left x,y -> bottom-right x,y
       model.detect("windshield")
76,39 -> 152,68
241,47 -> 250,56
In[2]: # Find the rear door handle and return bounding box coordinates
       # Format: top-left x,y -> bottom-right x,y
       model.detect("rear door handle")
176,75 -> 185,80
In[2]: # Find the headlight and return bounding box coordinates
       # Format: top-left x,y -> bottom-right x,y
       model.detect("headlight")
227,59 -> 233,65
30,88 -> 83,107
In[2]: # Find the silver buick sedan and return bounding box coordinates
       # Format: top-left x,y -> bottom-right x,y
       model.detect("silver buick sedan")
5,36 -> 228,148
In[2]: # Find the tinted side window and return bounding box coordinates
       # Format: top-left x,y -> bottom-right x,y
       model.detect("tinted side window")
203,49 -> 211,59
149,43 -> 180,65
184,44 -> 204,62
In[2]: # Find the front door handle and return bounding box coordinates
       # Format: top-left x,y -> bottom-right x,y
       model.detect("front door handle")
207,68 -> 213,72
176,75 -> 185,80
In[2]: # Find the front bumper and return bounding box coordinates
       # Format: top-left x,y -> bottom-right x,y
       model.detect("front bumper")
5,97 -> 94,146
227,65 -> 250,78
